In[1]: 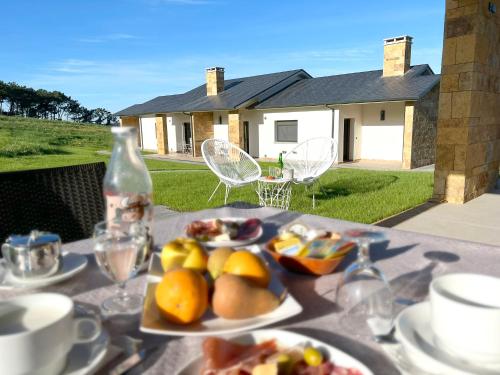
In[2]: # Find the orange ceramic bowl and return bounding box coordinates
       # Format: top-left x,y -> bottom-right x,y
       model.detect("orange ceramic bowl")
264,236 -> 355,276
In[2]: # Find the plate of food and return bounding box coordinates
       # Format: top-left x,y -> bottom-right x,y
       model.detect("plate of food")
177,329 -> 373,374
185,217 -> 263,247
140,242 -> 302,336
264,223 -> 355,276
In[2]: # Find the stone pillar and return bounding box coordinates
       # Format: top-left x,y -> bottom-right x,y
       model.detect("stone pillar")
433,0 -> 500,203
119,116 -> 141,147
192,112 -> 214,157
155,114 -> 168,155
228,111 -> 244,148
402,103 -> 415,169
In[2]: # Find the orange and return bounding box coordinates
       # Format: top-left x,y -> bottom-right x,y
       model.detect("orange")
222,250 -> 271,288
155,268 -> 208,325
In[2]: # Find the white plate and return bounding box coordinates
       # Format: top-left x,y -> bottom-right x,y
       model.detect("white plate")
176,329 -> 373,375
65,329 -> 109,375
140,247 -> 302,336
185,217 -> 263,247
396,301 -> 500,375
0,253 -> 88,290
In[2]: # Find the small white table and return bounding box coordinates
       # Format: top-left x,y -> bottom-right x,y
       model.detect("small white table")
256,177 -> 292,210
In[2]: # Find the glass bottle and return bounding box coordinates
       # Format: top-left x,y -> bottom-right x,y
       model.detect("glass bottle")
278,152 -> 284,178
103,127 -> 154,258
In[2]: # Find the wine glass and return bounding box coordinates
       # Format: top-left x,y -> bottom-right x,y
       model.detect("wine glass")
93,219 -> 148,316
335,229 -> 394,339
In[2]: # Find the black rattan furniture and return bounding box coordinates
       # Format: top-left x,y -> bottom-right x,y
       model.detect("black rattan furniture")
0,162 -> 106,243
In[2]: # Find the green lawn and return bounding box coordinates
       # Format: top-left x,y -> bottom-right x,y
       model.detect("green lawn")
0,115 -> 434,223
152,169 -> 433,223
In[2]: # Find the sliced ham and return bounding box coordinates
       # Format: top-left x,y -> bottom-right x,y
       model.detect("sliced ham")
201,337 -> 277,375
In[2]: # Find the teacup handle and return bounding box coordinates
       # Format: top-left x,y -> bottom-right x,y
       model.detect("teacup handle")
73,316 -> 101,344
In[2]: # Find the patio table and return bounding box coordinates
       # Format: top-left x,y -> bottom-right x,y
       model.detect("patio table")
2,206 -> 500,374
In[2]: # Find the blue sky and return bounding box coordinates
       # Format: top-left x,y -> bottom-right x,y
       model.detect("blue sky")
0,0 -> 445,112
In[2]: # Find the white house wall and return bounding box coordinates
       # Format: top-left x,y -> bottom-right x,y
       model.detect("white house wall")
360,102 -> 405,161
139,115 -> 157,151
168,113 -> 190,152
213,111 -> 229,141
254,107 -> 333,159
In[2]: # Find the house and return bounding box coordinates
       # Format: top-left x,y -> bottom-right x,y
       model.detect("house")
116,36 -> 440,169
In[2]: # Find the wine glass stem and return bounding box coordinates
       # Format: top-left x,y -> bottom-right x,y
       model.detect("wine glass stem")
117,281 -> 129,302
357,240 -> 371,264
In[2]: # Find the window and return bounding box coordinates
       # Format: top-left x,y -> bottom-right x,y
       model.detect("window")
275,120 -> 298,142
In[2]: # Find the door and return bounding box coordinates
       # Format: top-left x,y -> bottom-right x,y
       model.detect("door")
343,119 -> 352,161
183,122 -> 192,145
140,117 -> 158,151
243,121 -> 250,153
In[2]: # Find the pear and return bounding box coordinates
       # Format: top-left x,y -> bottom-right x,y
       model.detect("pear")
207,247 -> 234,279
212,274 -> 280,319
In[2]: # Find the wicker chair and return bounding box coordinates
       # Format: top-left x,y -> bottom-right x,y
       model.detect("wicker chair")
284,137 -> 337,208
201,139 -> 262,204
0,162 -> 106,244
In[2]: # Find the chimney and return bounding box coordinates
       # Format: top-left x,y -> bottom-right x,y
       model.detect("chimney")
383,36 -> 412,77
206,67 -> 224,96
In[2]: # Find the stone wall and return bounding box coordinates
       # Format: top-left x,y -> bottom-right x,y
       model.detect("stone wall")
192,112 -> 213,157
155,114 -> 168,155
228,111 -> 244,148
119,116 -> 141,146
411,84 -> 440,168
434,0 -> 500,203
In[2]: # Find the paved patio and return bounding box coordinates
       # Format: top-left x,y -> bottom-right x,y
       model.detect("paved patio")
378,185 -> 500,247
144,153 -> 435,172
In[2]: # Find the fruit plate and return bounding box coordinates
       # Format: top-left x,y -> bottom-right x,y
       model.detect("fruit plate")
140,247 -> 302,336
185,217 -> 263,247
176,329 -> 373,375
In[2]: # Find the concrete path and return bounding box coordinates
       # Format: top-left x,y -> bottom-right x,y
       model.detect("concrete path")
337,160 -> 435,172
380,187 -> 500,247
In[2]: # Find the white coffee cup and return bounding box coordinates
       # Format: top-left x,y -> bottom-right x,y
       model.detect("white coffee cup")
430,273 -> 500,365
0,293 -> 101,375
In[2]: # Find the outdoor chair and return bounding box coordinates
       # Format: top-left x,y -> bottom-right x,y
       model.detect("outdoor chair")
284,137 -> 337,208
201,139 -> 262,204
0,162 -> 106,244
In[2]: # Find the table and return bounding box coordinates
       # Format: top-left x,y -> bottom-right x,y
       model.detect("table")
257,177 -> 293,210
2,206 -> 500,374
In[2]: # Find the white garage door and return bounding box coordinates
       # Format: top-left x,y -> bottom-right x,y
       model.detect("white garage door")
140,117 -> 157,151
360,125 -> 403,161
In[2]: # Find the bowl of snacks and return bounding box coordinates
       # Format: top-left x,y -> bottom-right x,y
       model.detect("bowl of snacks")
264,223 -> 355,276
185,218 -> 263,247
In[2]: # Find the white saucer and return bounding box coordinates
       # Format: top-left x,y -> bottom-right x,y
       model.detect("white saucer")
0,252 -> 88,290
64,329 -> 109,375
396,301 -> 500,375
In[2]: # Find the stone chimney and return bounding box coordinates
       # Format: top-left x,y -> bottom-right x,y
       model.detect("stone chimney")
206,67 -> 224,96
383,36 -> 413,77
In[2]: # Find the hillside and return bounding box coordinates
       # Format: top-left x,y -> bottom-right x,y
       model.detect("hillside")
0,115 -> 112,171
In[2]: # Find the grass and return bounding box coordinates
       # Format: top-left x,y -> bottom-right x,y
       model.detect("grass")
0,115 -> 434,223
152,169 -> 433,223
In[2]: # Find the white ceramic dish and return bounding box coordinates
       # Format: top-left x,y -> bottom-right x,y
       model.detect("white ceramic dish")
0,252 -> 88,290
64,329 -> 109,375
185,217 -> 263,247
176,329 -> 373,375
395,301 -> 500,375
140,247 -> 302,336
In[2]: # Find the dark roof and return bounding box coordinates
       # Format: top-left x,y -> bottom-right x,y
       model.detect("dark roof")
254,65 -> 440,109
115,69 -> 307,116
116,64 -> 440,116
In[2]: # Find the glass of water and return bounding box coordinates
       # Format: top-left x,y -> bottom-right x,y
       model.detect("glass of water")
93,219 -> 148,316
